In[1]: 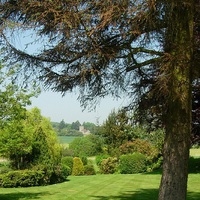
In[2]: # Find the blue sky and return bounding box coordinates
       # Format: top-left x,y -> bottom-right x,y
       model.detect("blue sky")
27,90 -> 126,125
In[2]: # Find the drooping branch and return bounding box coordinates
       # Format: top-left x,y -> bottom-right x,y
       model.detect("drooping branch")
126,56 -> 163,72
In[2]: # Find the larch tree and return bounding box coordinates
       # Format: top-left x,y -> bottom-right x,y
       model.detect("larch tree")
0,1 -> 199,199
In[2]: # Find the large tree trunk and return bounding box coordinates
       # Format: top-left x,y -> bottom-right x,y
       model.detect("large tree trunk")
158,1 -> 194,200
158,101 -> 191,200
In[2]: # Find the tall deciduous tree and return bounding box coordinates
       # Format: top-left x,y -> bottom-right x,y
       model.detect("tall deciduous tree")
0,86 -> 33,169
0,80 -> 36,169
0,1 -> 199,199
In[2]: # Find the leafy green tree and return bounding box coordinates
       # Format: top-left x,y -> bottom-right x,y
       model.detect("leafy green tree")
25,108 -> 62,168
58,119 -> 66,131
99,110 -> 133,155
71,121 -> 81,131
1,1 -> 199,199
0,107 -> 62,171
0,83 -> 36,169
69,134 -> 103,157
82,122 -> 97,133
0,84 -> 32,127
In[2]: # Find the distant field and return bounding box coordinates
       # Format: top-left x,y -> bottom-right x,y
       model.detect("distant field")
58,136 -> 80,144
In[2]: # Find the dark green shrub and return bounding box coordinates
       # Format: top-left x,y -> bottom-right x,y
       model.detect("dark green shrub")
50,164 -> 69,183
33,164 -> 69,185
84,164 -> 96,175
32,165 -> 52,185
72,157 -> 84,176
0,169 -> 44,188
61,156 -> 73,175
61,165 -> 71,178
0,164 -> 69,188
99,157 -> 118,174
81,156 -> 88,166
118,153 -> 147,174
148,156 -> 163,172
96,154 -> 110,166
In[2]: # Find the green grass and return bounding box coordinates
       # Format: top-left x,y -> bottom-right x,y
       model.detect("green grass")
0,173 -> 200,200
58,136 -> 80,144
190,148 -> 200,157
0,149 -> 200,200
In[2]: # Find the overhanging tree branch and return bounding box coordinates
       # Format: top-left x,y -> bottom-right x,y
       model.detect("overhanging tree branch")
126,56 -> 163,72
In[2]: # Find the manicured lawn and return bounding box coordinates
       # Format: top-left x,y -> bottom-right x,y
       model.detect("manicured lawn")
190,148 -> 200,157
0,149 -> 200,200
0,173 -> 200,200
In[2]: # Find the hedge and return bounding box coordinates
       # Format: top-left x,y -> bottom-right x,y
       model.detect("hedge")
0,169 -> 44,188
118,153 -> 147,174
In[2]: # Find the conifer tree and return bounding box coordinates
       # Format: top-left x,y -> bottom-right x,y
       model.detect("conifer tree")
0,1 -> 199,199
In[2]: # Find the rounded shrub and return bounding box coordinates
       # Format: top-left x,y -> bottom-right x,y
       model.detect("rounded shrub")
119,139 -> 160,169
72,157 -> 84,176
84,164 -> 96,175
61,156 -> 73,175
118,153 -> 147,174
50,164 -> 70,183
99,157 -> 118,174
32,164 -> 69,185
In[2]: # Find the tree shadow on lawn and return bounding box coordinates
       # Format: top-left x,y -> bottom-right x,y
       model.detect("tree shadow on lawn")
90,189 -> 200,200
187,192 -> 200,200
188,157 -> 200,173
90,189 -> 159,200
0,191 -> 50,200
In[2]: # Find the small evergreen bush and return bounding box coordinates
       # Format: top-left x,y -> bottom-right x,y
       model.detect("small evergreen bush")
118,153 -> 147,174
84,164 -> 96,175
99,157 -> 118,174
72,157 -> 84,176
81,156 -> 88,166
61,156 -> 73,175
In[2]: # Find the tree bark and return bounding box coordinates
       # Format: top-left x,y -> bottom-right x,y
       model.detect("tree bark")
158,1 -> 194,200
